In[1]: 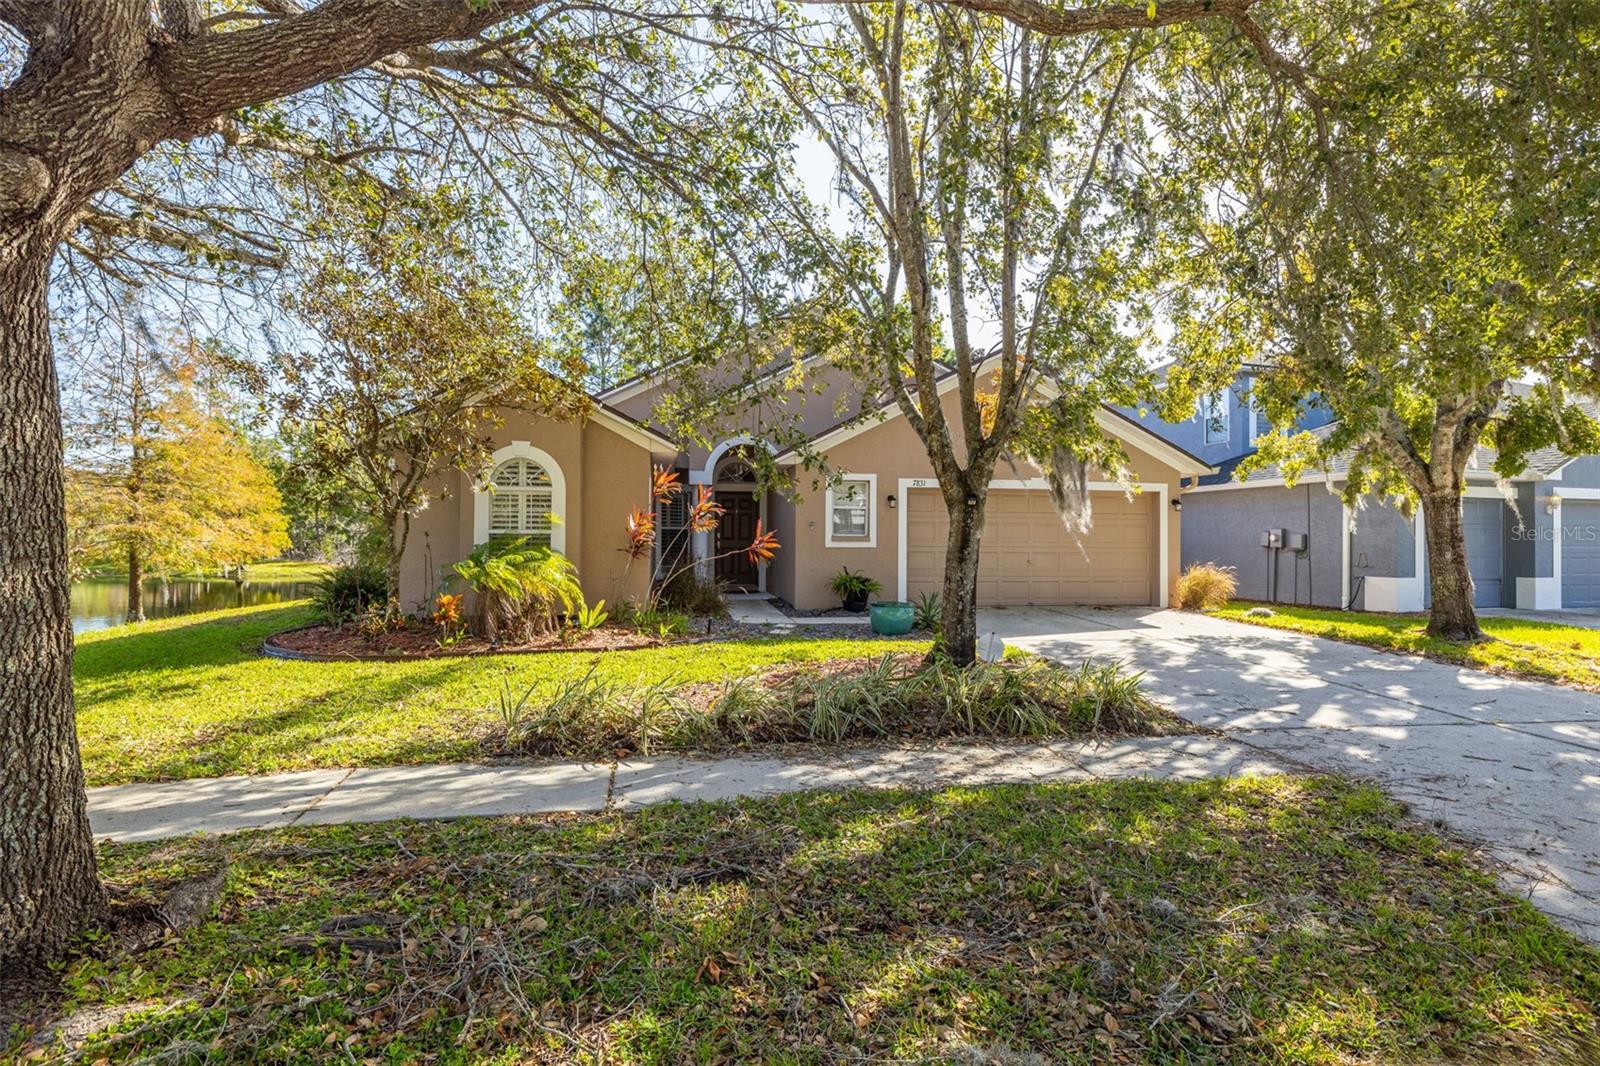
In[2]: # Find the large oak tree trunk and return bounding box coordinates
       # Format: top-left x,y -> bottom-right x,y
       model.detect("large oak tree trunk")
937,491 -> 986,667
1419,489 -> 1483,642
0,225 -> 105,968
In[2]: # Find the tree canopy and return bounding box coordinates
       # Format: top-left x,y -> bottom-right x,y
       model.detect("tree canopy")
276,177 -> 590,601
64,334 -> 289,616
1150,0 -> 1600,637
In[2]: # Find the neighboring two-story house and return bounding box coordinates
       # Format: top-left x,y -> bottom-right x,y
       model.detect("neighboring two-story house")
1129,370 -> 1600,612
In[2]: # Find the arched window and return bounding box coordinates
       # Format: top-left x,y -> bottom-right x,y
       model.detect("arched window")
714,454 -> 758,485
488,457 -> 554,544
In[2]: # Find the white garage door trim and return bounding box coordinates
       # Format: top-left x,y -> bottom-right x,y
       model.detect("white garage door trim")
895,477 -> 1170,608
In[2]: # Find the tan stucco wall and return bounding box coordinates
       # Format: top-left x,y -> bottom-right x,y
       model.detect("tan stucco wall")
397,412 -> 657,613
422,372 -> 1194,614
776,387 -> 1189,611
609,361 -> 871,476
763,487 -> 798,604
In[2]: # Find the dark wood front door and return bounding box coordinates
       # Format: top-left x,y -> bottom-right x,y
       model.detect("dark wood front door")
715,492 -> 760,590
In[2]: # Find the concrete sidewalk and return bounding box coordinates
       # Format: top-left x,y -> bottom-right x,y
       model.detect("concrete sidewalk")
88,734 -> 1282,844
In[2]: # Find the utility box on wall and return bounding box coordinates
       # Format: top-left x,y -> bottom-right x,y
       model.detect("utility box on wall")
1286,531 -> 1309,552
1261,528 -> 1286,549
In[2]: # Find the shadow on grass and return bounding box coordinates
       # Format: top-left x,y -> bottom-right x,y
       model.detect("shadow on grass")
73,604 -> 936,784
112,662 -> 486,782
74,604 -> 314,679
15,777 -> 1599,1063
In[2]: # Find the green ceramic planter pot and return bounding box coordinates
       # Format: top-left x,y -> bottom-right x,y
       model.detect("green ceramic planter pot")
868,600 -> 915,636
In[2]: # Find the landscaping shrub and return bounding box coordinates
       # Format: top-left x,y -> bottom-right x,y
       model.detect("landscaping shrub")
572,599 -> 609,632
310,562 -> 387,625
912,590 -> 942,631
1175,561 -> 1238,611
829,566 -> 882,611
617,601 -> 691,638
701,676 -> 782,746
452,537 -> 583,642
489,652 -> 1171,757
656,569 -> 729,616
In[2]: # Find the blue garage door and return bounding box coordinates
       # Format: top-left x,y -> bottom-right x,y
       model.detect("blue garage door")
1563,501 -> 1600,608
1422,498 -> 1505,610
1463,498 -> 1505,609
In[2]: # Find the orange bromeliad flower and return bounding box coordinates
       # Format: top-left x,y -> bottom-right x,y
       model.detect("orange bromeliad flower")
623,505 -> 657,559
747,520 -> 780,566
687,485 -> 725,534
651,464 -> 682,504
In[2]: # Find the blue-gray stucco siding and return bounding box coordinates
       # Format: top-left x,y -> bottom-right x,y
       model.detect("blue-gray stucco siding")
1118,371 -> 1336,473
1181,484 -> 1346,608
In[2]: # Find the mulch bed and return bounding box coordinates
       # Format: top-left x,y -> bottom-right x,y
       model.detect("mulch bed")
264,621 -> 671,661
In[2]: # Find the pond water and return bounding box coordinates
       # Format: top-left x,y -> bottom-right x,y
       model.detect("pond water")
71,577 -> 319,634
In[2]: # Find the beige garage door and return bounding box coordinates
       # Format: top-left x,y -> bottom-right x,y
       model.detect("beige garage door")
905,488 -> 1155,606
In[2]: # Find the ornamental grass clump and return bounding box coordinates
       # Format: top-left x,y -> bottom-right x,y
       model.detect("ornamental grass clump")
501,665 -> 636,755
487,652 -> 1171,757
1175,562 -> 1238,611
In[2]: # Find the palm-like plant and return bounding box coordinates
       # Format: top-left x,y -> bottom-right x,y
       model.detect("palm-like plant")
453,537 -> 584,642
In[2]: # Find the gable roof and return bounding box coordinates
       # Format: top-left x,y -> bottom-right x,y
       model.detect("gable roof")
587,398 -> 681,453
453,379 -> 681,453
597,346 -> 825,407
771,361 -> 1215,476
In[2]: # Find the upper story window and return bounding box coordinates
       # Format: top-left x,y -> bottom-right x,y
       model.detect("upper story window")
1200,390 -> 1231,445
488,458 -> 554,544
826,474 -> 876,547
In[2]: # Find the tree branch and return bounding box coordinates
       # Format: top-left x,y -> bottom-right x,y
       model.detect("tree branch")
0,0 -> 55,43
806,0 -> 1257,37
153,0 -> 546,136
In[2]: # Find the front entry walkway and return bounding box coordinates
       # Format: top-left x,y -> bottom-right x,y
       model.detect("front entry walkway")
725,594 -> 870,626
987,605 -> 1600,939
724,595 -> 792,624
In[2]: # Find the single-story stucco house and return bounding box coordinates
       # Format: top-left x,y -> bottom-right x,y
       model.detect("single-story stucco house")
1126,371 -> 1600,612
396,358 -> 1215,614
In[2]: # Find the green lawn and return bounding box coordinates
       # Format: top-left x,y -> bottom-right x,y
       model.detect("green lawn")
232,560 -> 333,581
1213,603 -> 1600,690
11,778 -> 1597,1063
74,602 -> 928,786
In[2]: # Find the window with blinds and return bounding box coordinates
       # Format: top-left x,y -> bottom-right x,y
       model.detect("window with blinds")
653,472 -> 691,578
487,458 -> 554,545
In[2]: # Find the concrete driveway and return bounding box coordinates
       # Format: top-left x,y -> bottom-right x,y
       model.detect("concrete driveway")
984,605 -> 1600,940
